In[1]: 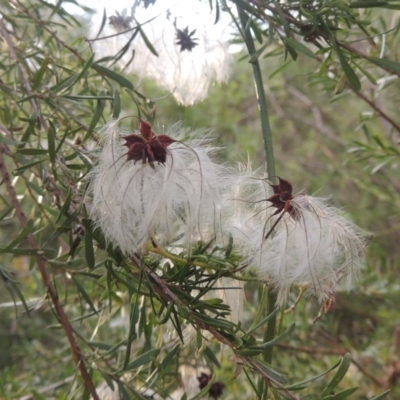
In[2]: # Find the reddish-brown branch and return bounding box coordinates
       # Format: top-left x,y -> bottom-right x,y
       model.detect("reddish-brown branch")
352,89 -> 400,133
0,144 -> 99,400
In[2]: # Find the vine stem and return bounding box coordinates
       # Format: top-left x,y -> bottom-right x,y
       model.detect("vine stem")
235,6 -> 278,399
0,145 -> 99,400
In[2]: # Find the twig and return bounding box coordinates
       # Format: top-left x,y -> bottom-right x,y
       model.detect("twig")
352,89 -> 400,133
0,144 -> 99,400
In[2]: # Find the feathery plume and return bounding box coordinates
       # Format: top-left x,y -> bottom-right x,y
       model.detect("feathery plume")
89,118 -> 224,254
220,165 -> 367,306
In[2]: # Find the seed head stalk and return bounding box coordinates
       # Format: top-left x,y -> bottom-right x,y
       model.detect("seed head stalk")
236,6 -> 277,399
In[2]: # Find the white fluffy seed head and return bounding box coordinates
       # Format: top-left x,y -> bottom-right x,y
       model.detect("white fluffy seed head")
89,119 -> 225,254
90,3 -> 231,105
218,165 -> 367,306
252,194 -> 367,306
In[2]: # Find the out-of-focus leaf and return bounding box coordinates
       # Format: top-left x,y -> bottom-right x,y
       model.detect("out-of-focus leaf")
285,359 -> 341,390
337,49 -> 361,90
13,159 -> 46,175
369,390 -> 391,400
82,218 -> 95,269
253,359 -> 287,384
16,148 -> 48,155
32,55 -> 50,90
47,121 -> 56,165
125,348 -> 160,371
71,275 -> 98,313
284,37 -> 316,58
84,96 -> 105,141
17,113 -> 37,149
258,322 -> 295,347
334,72 -> 347,95
367,57 -> 400,74
203,345 -> 221,368
92,64 -> 134,89
112,89 -> 121,119
138,26 -> 159,56
321,354 -> 352,397
324,387 -> 358,399
2,219 -> 34,251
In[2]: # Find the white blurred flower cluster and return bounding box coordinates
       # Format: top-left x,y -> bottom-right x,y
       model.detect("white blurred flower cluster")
90,119 -> 367,308
91,1 -> 231,105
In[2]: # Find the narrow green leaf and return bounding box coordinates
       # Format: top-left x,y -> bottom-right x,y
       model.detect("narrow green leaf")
47,121 -> 56,165
84,96 -> 105,141
125,349 -> 160,371
2,219 -> 34,251
253,359 -> 287,384
324,387 -> 358,399
203,345 -> 221,368
337,49 -> 361,90
92,64 -> 134,89
0,206 -> 13,222
113,89 -> 121,119
51,53 -> 95,93
90,341 -> 114,350
118,382 -> 131,400
13,159 -> 46,176
334,72 -> 347,95
367,56 -> 400,74
284,37 -> 316,58
71,275 -> 98,313
16,148 -> 48,155
0,136 -> 22,146
285,359 -> 341,390
55,189 -> 72,224
17,113 -> 37,149
285,42 -> 298,61
138,26 -> 159,56
243,308 -> 279,339
82,218 -> 95,269
369,390 -> 391,400
321,353 -> 352,397
161,345 -> 180,369
32,55 -> 50,91
353,61 -> 377,84
259,322 -> 295,347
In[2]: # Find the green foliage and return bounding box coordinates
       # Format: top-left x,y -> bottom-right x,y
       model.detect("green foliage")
0,0 -> 399,399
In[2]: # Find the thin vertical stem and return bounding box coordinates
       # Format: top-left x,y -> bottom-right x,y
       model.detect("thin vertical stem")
236,9 -> 276,179
236,6 -> 278,400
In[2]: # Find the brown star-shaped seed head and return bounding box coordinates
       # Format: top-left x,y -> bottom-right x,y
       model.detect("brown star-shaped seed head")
123,120 -> 175,164
267,177 -> 299,219
175,27 -> 199,52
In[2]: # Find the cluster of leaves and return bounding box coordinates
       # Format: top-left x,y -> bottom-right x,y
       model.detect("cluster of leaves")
0,0 -> 399,399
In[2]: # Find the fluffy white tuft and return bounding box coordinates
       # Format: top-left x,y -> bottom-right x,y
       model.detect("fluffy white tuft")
89,119 -> 224,254
219,165 -> 367,306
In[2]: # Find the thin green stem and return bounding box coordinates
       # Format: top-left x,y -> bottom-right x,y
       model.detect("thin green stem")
236,9 -> 276,179
236,6 -> 278,400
